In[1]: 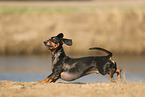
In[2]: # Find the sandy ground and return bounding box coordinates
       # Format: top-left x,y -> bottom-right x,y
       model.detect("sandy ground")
0,81 -> 145,97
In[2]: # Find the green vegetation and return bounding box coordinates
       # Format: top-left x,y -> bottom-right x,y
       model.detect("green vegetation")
0,6 -> 80,15
0,5 -> 145,55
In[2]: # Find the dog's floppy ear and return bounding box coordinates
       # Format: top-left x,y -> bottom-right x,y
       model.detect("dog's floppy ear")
62,38 -> 72,46
57,33 -> 64,39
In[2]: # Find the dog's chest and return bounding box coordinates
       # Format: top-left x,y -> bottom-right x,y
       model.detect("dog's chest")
52,52 -> 61,64
60,72 -> 80,81
61,62 -> 80,81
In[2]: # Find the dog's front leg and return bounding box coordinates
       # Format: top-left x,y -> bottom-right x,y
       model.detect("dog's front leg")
37,73 -> 52,83
38,65 -> 62,83
38,73 -> 60,83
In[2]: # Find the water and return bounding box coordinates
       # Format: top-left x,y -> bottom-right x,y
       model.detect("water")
0,55 -> 145,83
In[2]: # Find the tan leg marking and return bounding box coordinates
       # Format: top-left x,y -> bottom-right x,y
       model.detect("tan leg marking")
37,78 -> 50,83
116,68 -> 123,82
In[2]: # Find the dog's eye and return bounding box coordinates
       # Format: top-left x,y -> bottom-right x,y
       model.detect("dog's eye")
52,38 -> 56,41
52,39 -> 57,43
53,40 -> 57,42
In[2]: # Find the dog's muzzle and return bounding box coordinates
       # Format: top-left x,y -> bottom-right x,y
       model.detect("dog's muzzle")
43,41 -> 48,46
43,40 -> 55,50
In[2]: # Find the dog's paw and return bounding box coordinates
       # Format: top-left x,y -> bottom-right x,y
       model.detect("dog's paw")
37,80 -> 46,83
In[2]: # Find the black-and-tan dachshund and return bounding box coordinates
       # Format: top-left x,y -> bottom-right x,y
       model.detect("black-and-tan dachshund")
38,33 -> 122,83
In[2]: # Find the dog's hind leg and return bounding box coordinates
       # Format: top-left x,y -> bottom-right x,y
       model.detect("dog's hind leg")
108,68 -> 116,82
116,68 -> 122,82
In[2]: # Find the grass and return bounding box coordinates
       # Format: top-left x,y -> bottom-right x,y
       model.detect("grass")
0,6 -> 80,15
0,5 -> 145,55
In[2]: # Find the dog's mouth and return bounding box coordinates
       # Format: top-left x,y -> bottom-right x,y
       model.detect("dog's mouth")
47,45 -> 56,50
47,45 -> 54,48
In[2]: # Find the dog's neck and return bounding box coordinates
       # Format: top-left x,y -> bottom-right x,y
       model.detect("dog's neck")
51,46 -> 66,65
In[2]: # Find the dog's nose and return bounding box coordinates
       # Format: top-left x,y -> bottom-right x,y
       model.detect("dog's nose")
43,41 -> 48,45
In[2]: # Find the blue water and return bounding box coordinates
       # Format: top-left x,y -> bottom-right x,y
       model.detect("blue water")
0,55 -> 145,83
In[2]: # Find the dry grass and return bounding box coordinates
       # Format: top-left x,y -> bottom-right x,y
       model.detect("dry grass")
0,5 -> 145,55
0,81 -> 145,97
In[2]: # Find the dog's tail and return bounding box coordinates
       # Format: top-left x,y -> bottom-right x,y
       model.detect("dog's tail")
89,47 -> 112,57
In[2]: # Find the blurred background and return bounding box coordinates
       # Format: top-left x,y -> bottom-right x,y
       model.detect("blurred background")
0,0 -> 145,83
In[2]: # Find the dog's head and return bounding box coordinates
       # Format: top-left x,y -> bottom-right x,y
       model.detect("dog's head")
44,33 -> 72,50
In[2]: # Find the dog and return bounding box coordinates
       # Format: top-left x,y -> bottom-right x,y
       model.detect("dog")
38,33 -> 122,83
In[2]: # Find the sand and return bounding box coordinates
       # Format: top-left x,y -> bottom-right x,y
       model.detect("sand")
0,81 -> 145,97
